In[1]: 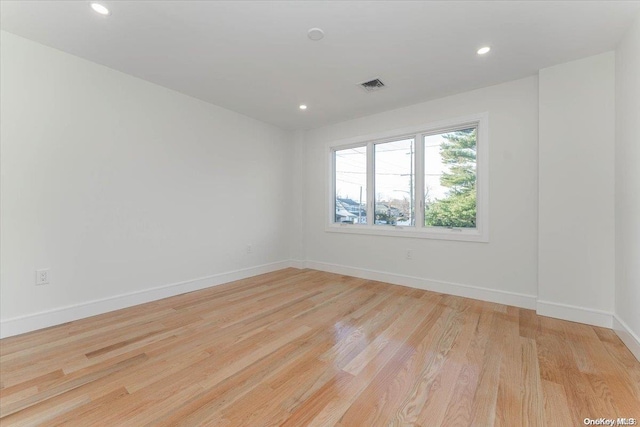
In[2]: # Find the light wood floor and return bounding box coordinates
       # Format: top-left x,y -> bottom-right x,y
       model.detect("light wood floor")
1,269 -> 639,426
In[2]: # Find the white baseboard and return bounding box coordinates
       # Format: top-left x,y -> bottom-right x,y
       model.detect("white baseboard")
535,300 -> 613,328
613,314 -> 640,362
288,259 -> 307,270
0,261 -> 292,339
304,260 -> 537,310
5,257 -> 635,364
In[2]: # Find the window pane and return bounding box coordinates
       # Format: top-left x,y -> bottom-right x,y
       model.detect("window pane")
335,147 -> 367,224
374,138 -> 415,226
424,127 -> 477,228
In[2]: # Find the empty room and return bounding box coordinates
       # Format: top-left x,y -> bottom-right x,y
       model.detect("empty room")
1,1 -> 639,425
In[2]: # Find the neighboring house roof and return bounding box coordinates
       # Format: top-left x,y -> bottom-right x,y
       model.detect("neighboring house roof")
336,200 -> 357,218
337,198 -> 361,207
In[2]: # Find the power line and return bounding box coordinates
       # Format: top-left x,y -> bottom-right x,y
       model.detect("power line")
336,178 -> 367,187
337,146 -> 415,155
338,171 -> 414,176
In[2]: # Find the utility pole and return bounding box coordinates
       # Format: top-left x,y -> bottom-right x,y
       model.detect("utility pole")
409,143 -> 414,225
358,186 -> 362,224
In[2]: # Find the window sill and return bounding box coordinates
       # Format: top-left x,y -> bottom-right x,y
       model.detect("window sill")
325,223 -> 488,242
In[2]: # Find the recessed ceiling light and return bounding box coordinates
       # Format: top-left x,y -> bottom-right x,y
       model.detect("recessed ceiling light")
307,28 -> 324,41
90,2 -> 110,16
299,104 -> 308,110
477,46 -> 491,55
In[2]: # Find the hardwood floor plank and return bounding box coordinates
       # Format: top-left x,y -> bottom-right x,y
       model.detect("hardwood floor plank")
467,309 -> 510,426
520,337 -> 546,427
46,387 -> 130,427
414,300 -> 479,426
495,308 -> 523,427
1,353 -> 147,416
0,370 -> 64,400
151,332 -> 334,426
0,393 -> 90,427
441,303 -> 496,426
541,379 -> 573,426
341,304 -> 462,426
303,299 -> 448,426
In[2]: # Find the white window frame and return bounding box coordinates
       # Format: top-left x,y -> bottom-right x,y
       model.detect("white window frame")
327,113 -> 489,242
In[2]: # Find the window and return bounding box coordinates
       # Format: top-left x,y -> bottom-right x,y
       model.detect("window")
424,127 -> 477,229
334,146 -> 367,224
329,113 -> 488,242
374,138 -> 415,226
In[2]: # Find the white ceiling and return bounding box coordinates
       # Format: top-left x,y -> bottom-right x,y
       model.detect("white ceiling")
2,1 -> 639,130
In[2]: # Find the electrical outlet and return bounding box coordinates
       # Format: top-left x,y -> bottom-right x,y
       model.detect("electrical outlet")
246,244 -> 253,254
36,268 -> 50,285
406,250 -> 412,260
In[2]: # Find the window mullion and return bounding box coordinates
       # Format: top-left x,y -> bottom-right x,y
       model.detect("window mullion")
414,134 -> 425,228
366,142 -> 375,226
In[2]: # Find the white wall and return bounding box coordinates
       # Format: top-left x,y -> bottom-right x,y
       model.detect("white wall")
289,130 -> 306,265
0,31 -> 292,336
538,52 -> 616,327
301,77 -> 540,307
614,14 -> 640,358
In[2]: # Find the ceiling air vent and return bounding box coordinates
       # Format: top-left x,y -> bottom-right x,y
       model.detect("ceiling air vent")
359,78 -> 386,92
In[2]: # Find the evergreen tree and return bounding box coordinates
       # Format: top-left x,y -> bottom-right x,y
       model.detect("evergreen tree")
425,128 -> 477,227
